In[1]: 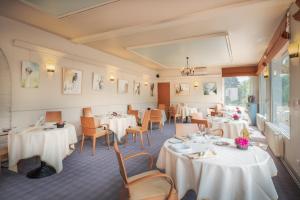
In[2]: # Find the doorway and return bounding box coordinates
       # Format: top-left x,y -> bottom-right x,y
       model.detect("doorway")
157,82 -> 170,115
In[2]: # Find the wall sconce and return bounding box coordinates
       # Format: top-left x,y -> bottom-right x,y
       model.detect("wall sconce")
193,81 -> 199,88
144,82 -> 149,86
263,65 -> 269,79
46,64 -> 55,73
288,43 -> 299,58
109,76 -> 115,82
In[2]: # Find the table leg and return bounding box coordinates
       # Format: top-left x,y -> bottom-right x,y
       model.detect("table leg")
26,161 -> 56,179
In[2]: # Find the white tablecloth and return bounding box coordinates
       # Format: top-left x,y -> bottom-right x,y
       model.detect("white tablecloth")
210,117 -> 249,138
156,138 -> 278,200
8,123 -> 77,173
97,114 -> 136,141
177,105 -> 198,118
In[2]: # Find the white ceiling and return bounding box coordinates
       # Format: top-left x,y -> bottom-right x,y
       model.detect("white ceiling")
0,0 -> 293,70
129,33 -> 232,68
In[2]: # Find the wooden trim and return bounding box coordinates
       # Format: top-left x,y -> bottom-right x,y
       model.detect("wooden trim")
256,12 -> 289,75
222,65 -> 258,77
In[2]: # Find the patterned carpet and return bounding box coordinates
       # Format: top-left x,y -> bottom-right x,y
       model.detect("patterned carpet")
0,123 -> 299,200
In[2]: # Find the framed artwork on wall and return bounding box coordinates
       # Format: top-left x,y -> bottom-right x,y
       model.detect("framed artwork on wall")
21,61 -> 40,88
118,79 -> 129,94
133,81 -> 141,95
92,73 -> 103,91
203,82 -> 217,95
150,83 -> 155,96
175,83 -> 189,96
62,68 -> 82,95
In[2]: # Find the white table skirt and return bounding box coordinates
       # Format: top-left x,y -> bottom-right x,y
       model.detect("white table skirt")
177,106 -> 198,118
210,117 -> 249,138
156,138 -> 278,200
8,123 -> 77,173
98,114 -> 136,141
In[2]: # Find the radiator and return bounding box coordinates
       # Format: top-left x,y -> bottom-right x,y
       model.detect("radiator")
264,122 -> 284,157
256,114 -> 266,133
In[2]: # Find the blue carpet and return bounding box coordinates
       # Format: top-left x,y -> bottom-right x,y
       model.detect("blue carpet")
0,123 -> 299,200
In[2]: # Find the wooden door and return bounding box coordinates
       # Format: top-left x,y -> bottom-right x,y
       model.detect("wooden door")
157,82 -> 170,115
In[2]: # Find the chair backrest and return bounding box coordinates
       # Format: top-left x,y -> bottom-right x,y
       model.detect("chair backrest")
83,107 -> 93,117
141,110 -> 151,131
169,106 -> 177,116
158,104 -> 165,110
127,109 -> 139,124
80,117 -> 97,136
150,109 -> 162,122
127,104 -> 132,111
45,111 -> 62,123
216,103 -> 223,112
175,123 -> 199,137
191,118 -> 209,128
211,111 -> 223,117
114,142 -> 129,184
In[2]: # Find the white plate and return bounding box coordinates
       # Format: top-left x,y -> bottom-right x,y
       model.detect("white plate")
168,138 -> 183,144
169,144 -> 192,153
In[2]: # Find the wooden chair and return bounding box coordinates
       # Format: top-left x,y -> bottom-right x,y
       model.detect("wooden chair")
125,110 -> 151,149
169,106 -> 182,124
211,111 -> 224,117
83,107 -> 93,117
80,117 -> 111,155
209,129 -> 224,137
127,109 -> 139,124
216,103 -> 224,112
158,104 -> 165,110
150,109 -> 163,133
191,118 -> 209,128
114,142 -> 177,200
45,111 -> 62,123
127,104 -> 133,111
175,123 -> 199,137
0,133 -> 8,174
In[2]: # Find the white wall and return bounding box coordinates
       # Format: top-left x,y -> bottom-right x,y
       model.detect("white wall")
158,68 -> 223,114
0,16 -> 158,133
284,3 -> 300,178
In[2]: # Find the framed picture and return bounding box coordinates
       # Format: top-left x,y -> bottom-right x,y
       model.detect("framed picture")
134,81 -> 141,95
92,73 -> 103,91
150,83 -> 155,96
62,68 -> 82,95
203,82 -> 217,95
21,61 -> 40,88
175,83 -> 189,96
118,79 -> 129,94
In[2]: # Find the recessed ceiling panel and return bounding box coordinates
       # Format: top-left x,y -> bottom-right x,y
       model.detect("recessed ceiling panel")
20,0 -> 119,18
129,33 -> 232,68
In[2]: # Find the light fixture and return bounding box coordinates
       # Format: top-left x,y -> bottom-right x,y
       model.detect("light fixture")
109,76 -> 115,82
263,65 -> 269,79
193,81 -> 199,88
144,82 -> 149,86
181,57 -> 195,76
46,64 -> 55,73
288,43 -> 299,58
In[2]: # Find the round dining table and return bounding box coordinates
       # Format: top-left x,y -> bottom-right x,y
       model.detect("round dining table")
209,117 -> 249,138
96,114 -> 136,141
177,105 -> 198,119
8,123 -> 77,175
156,137 -> 278,200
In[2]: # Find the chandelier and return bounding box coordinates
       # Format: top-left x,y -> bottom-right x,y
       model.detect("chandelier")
181,57 -> 195,76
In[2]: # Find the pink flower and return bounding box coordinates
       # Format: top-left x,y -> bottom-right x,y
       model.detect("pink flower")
235,137 -> 249,148
232,113 -> 240,120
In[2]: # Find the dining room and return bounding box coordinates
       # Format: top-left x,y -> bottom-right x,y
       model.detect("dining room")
0,0 -> 300,200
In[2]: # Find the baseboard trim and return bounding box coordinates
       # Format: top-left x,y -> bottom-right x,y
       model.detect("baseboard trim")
281,158 -> 300,189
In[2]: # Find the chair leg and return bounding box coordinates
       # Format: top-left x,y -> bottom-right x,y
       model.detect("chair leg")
92,136 -> 96,155
124,133 -> 128,147
139,133 -> 144,149
146,132 -> 151,146
150,122 -> 152,133
106,133 -> 110,150
80,135 -> 85,152
133,134 -> 136,143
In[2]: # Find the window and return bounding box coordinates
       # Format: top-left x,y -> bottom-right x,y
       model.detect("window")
270,53 -> 290,133
224,76 -> 256,108
259,74 -> 267,117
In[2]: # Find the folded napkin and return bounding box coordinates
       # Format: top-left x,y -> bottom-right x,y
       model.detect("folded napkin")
185,149 -> 217,159
175,136 -> 190,142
